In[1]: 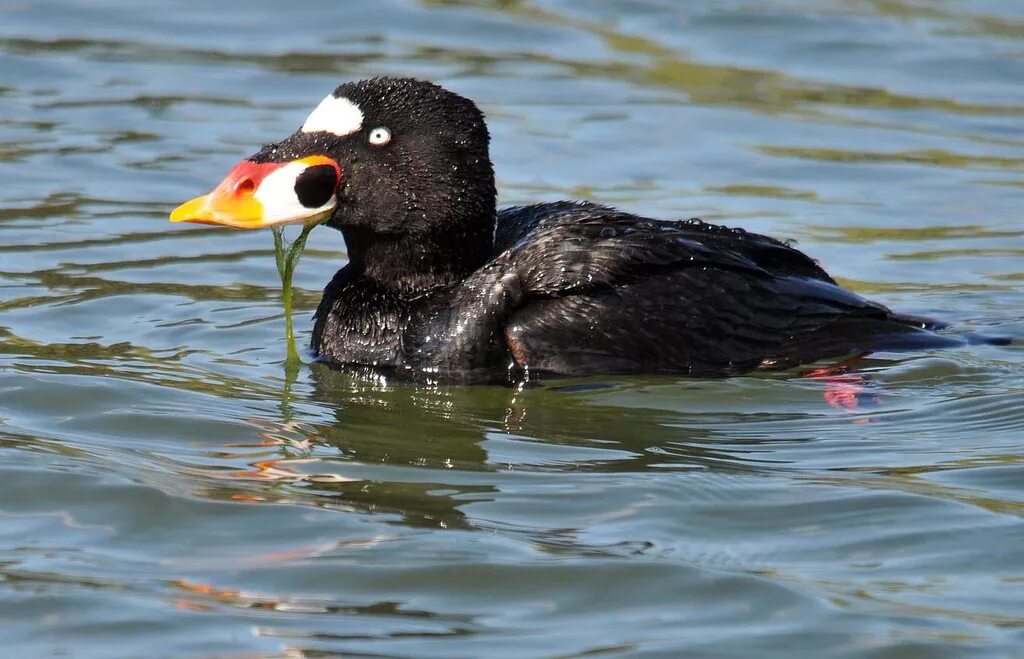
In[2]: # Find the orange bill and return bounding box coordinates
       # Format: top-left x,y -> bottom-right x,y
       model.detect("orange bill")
170,155 -> 341,229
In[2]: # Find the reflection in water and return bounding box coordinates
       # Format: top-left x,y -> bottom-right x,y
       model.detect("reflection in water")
306,364 -> 765,472
204,360 -> 892,537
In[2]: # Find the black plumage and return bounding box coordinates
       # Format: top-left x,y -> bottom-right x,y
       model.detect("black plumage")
244,77 -> 956,382
313,198 -> 955,382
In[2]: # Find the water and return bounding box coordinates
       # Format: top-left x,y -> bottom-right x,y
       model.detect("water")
1,1 -> 1023,656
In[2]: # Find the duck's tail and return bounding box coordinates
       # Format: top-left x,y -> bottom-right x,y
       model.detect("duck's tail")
761,312 -> 1014,372
891,312 -> 1013,347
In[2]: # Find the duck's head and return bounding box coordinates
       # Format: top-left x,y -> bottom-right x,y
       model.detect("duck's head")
172,77 -> 496,280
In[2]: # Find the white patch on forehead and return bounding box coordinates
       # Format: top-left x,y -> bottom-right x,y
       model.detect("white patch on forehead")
301,95 -> 364,136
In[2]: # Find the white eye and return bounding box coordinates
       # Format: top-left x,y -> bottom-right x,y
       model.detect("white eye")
368,126 -> 392,146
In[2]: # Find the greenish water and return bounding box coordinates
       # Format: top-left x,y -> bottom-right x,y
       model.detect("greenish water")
1,1 -> 1023,656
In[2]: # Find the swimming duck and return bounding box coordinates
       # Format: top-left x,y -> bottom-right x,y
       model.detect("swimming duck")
171,77 -> 954,382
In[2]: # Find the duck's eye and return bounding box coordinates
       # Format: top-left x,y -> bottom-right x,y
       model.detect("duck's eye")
368,126 -> 392,147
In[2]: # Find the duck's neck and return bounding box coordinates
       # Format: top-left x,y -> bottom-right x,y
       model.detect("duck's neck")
341,222 -> 495,293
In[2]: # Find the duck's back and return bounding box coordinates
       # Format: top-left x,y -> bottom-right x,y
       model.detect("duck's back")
484,202 -> 952,376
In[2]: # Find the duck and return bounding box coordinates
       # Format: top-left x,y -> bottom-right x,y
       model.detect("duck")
170,76 -> 958,383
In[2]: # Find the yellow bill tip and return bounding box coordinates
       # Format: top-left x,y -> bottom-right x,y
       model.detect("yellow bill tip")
169,194 -> 212,223
169,193 -> 266,229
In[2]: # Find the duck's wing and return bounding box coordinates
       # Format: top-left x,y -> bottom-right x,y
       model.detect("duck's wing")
477,203 -> 949,376
496,201 -> 835,283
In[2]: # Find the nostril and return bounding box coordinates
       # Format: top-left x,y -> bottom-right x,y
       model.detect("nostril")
235,178 -> 256,195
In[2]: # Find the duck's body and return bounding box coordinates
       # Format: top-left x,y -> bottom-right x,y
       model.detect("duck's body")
312,200 -> 950,383
172,77 -> 956,383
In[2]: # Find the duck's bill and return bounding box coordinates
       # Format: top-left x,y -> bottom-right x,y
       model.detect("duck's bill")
170,155 -> 342,229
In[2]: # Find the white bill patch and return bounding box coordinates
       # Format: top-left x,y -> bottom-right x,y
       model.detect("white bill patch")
254,161 -> 336,227
301,95 -> 364,136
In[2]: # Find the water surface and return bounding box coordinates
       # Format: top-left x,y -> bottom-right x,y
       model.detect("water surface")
1,1 -> 1023,657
